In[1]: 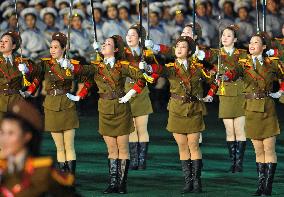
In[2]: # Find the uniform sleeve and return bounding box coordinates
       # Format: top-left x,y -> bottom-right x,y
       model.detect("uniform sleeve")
121,63 -> 146,94
27,60 -> 45,94
76,63 -> 98,98
204,48 -> 218,64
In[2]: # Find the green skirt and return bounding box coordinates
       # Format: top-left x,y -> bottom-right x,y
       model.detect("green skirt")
167,111 -> 205,134
44,105 -> 79,132
98,99 -> 134,137
126,84 -> 153,117
219,95 -> 245,118
244,98 -> 280,139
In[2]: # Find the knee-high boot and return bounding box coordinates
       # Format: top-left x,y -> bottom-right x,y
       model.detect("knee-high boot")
263,163 -> 277,196
138,142 -> 148,170
103,159 -> 118,194
192,159 -> 203,193
181,159 -> 193,194
253,163 -> 266,196
227,141 -> 236,173
129,142 -> 139,170
117,159 -> 130,194
235,141 -> 246,172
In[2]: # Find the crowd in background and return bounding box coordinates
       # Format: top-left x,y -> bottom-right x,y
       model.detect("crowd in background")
0,0 -> 284,62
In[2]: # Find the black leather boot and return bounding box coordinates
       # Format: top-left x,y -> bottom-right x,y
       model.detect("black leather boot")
103,159 -> 118,194
192,159 -> 202,193
56,162 -> 67,173
253,163 -> 266,196
263,163 -> 277,196
227,141 -> 236,173
235,141 -> 246,172
138,142 -> 148,170
117,159 -> 130,194
129,142 -> 139,170
181,160 -> 193,194
66,160 -> 76,175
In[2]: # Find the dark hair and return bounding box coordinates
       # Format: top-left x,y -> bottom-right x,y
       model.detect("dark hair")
175,36 -> 196,57
52,32 -> 67,48
1,32 -> 21,53
24,13 -> 37,20
222,26 -> 238,38
2,113 -> 42,156
110,35 -> 125,60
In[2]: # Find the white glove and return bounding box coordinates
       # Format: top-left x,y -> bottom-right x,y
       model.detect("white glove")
30,52 -> 38,59
19,90 -> 31,98
269,91 -> 283,99
266,49 -> 275,56
196,50 -> 205,60
145,39 -> 160,52
139,61 -> 147,70
119,89 -> 136,103
18,63 -> 29,74
145,39 -> 154,49
61,58 -> 74,70
203,95 -> 213,102
93,41 -> 101,51
66,93 -> 80,101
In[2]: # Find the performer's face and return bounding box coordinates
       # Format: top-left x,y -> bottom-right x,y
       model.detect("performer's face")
50,40 -> 65,59
175,41 -> 189,59
0,119 -> 32,158
126,29 -> 139,47
0,35 -> 15,54
101,38 -> 116,57
249,36 -> 266,56
282,24 -> 284,36
221,29 -> 237,47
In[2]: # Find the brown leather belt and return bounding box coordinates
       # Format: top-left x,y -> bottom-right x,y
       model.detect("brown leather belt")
99,91 -> 125,100
47,89 -> 68,96
244,92 -> 269,99
0,89 -> 19,95
171,93 -> 199,103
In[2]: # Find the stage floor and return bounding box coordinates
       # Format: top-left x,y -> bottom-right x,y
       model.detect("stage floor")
41,103 -> 284,197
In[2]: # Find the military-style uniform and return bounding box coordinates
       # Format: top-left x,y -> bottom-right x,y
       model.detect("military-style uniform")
29,58 -> 83,132
124,47 -> 155,117
80,59 -> 145,137
164,59 -> 214,134
0,54 -> 35,119
235,56 -> 284,139
205,48 -> 248,118
0,156 -> 75,197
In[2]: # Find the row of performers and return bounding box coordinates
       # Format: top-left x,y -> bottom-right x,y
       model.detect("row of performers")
0,22 -> 283,196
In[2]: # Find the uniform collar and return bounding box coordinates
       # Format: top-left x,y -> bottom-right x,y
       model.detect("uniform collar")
104,57 -> 116,68
130,46 -> 141,56
177,59 -> 188,70
2,54 -> 13,64
252,55 -> 263,65
7,150 -> 27,173
223,47 -> 235,56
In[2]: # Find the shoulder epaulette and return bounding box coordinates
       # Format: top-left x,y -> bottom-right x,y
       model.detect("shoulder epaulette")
129,65 -> 139,71
238,49 -> 247,53
165,63 -> 175,67
275,38 -> 283,41
41,58 -> 51,61
211,48 -> 219,52
119,60 -> 130,65
238,58 -> 248,63
70,59 -> 80,64
91,60 -> 101,65
51,169 -> 75,186
267,56 -> 279,61
0,159 -> 7,170
31,156 -> 53,168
